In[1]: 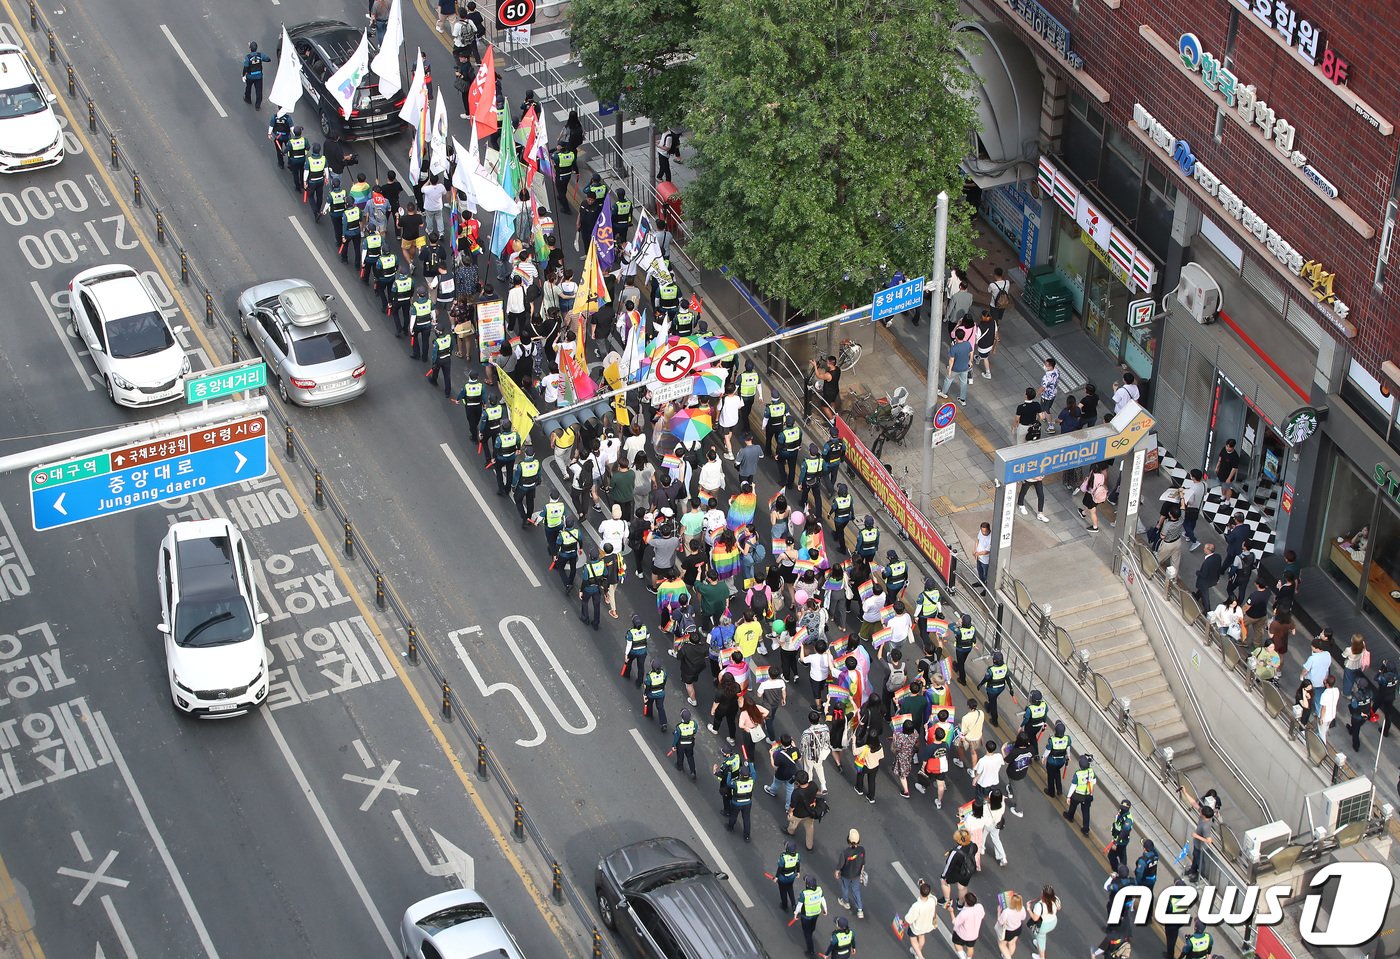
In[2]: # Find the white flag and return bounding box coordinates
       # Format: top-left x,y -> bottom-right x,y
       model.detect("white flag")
267,26 -> 302,115
398,49 -> 428,126
429,91 -> 450,176
465,126 -> 520,215
326,29 -> 371,119
370,0 -> 403,99
451,137 -> 480,212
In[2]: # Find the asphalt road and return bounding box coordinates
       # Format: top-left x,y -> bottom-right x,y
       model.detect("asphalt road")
0,3 -> 1156,959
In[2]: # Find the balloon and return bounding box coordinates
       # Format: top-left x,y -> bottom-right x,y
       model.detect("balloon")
791,510 -> 806,528
795,589 -> 810,606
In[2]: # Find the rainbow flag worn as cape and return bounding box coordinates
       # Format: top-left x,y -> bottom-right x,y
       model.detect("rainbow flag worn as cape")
657,580 -> 688,617
727,492 -> 757,531
711,543 -> 741,579
720,657 -> 751,691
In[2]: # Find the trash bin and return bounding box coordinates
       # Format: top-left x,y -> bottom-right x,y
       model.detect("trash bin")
656,180 -> 683,231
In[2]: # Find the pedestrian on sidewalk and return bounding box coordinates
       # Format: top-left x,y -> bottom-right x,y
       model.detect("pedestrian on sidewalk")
976,309 -> 999,379
1155,507 -> 1186,579
946,280 -> 973,338
1076,463 -> 1110,532
940,336 -> 975,403
1109,373 -> 1140,421
1014,389 -> 1042,443
1016,424 -> 1050,522
1182,469 -> 1208,548
988,268 -> 1014,321
1317,676 -> 1341,742
834,829 -> 867,918
975,523 -> 992,582
1037,359 -> 1060,424
1192,543 -> 1224,608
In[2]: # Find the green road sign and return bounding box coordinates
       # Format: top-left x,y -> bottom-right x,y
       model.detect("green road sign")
186,361 -> 267,404
30,453 -> 111,491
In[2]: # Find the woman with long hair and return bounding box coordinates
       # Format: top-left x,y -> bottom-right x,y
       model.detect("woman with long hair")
1026,886 -> 1060,959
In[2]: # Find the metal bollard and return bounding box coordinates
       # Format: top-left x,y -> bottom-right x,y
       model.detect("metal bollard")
155,209 -> 165,244
66,64 -> 74,96
476,738 -> 487,780
28,0 -> 36,29
204,290 -> 213,327
179,249 -> 189,285
132,173 -> 141,208
343,519 -> 354,558
441,681 -> 452,720
230,333 -> 240,363
512,799 -> 524,842
592,928 -> 602,959
284,424 -> 294,459
375,572 -> 386,610
313,469 -> 325,509
406,626 -> 418,664
551,862 -> 563,903
86,98 -> 95,132
46,29 -> 54,63
109,134 -> 118,169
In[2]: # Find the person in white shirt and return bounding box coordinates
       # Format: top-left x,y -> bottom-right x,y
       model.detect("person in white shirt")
800,638 -> 834,702
718,389 -> 745,458
1317,675 -> 1341,742
599,504 -> 628,558
421,174 -> 449,236
698,448 -> 726,501
598,430 -> 622,472
987,267 -> 1013,321
622,423 -> 648,465
883,600 -> 913,660
505,276 -> 527,332
1181,468 -> 1208,550
702,501 -> 726,545
538,370 -> 564,406
1110,372 -> 1140,421
859,584 -> 887,643
971,740 -> 1005,799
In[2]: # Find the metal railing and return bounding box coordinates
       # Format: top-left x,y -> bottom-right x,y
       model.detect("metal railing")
14,4 -> 610,955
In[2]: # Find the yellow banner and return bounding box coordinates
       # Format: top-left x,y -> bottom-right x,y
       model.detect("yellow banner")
494,365 -> 539,440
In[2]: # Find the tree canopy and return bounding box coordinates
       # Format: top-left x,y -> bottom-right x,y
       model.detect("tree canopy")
567,0 -> 699,130
681,0 -> 980,316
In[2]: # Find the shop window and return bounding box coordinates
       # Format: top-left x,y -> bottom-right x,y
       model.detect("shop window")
1063,109 -> 1101,184
1319,454 -> 1375,578
1340,379 -> 1400,458
1099,147 -> 1141,223
1137,178 -> 1175,261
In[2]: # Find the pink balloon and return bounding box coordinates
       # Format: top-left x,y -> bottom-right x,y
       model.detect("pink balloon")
790,510 -> 806,528
794,589 -> 810,606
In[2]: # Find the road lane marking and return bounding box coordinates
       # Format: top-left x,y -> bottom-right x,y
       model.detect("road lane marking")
100,895 -> 138,959
285,215 -> 372,332
344,760 -> 420,811
30,280 -> 93,390
158,25 -> 228,118
352,738 -> 375,769
500,615 -> 597,735
449,627 -> 547,747
891,861 -> 956,950
626,727 -> 755,909
92,712 -> 220,959
57,849 -> 126,906
259,707 -> 398,958
390,809 -> 476,888
440,443 -> 541,587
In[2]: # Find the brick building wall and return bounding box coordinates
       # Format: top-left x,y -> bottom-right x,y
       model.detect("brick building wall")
990,0 -> 1400,376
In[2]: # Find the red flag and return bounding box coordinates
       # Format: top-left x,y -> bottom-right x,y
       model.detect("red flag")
468,46 -> 499,136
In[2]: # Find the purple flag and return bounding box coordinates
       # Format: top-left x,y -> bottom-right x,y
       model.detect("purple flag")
592,191 -> 617,271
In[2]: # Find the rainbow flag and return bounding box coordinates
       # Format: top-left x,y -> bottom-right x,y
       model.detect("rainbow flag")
826,681 -> 853,702
657,580 -> 688,616
935,657 -> 954,685
827,634 -> 854,660
711,543 -> 741,579
926,617 -> 950,638
872,626 -> 895,649
768,488 -> 787,508
795,550 -> 820,574
858,580 -> 876,603
891,711 -> 913,730
727,492 -> 757,531
791,624 -> 809,647
771,535 -> 789,555
879,603 -> 896,625
662,451 -> 682,472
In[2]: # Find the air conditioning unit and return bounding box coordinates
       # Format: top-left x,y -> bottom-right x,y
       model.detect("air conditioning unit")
1176,262 -> 1222,324
1321,777 -> 1373,831
1242,820 -> 1292,863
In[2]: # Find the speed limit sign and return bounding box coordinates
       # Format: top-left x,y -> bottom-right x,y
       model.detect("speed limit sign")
496,0 -> 536,28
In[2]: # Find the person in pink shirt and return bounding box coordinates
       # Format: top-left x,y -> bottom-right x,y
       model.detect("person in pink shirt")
951,891 -> 986,959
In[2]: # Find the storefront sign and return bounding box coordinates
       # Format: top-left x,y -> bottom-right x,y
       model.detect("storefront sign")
1006,0 -> 1082,69
1127,297 -> 1155,328
1038,156 -> 1157,294
1230,0 -> 1346,84
1282,406 -> 1321,444
1179,33 -> 1339,199
1281,483 -> 1295,513
1132,103 -> 1352,324
1373,463 -> 1400,504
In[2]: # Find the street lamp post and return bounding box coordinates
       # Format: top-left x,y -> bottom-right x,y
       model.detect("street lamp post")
922,191 -> 949,514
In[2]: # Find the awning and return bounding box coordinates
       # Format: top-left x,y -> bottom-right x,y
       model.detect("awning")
955,21 -> 1043,189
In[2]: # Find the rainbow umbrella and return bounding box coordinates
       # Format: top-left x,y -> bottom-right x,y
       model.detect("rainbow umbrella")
692,369 -> 727,397
699,335 -> 739,359
669,408 -> 713,444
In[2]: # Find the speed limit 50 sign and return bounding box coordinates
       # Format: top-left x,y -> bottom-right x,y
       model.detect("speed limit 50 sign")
496,0 -> 536,28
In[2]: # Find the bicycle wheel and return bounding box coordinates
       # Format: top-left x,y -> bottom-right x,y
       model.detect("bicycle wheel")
838,343 -> 862,372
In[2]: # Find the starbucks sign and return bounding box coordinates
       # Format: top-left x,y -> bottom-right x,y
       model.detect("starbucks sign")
1282,406 -> 1320,445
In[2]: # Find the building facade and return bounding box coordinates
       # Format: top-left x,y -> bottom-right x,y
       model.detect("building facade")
963,0 -> 1400,639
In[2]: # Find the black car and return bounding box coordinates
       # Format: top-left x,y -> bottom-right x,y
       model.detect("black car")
284,20 -> 407,141
595,838 -> 768,959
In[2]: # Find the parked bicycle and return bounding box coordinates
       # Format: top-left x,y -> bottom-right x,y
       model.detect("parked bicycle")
836,337 -> 863,371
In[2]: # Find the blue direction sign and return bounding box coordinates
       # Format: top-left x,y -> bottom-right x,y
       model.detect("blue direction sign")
872,276 -> 926,323
30,436 -> 268,531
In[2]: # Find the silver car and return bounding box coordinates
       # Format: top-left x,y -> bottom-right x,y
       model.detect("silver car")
236,279 -> 366,407
400,889 -> 527,959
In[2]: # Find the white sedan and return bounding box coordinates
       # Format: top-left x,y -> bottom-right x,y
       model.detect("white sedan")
0,44 -> 62,173
400,890 -> 528,959
70,264 -> 189,407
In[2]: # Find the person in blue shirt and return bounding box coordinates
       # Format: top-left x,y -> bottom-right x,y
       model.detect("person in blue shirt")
241,41 -> 271,110
939,337 -> 974,403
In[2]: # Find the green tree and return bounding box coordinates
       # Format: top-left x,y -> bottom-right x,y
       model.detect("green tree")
567,0 -> 700,130
683,0 -> 979,316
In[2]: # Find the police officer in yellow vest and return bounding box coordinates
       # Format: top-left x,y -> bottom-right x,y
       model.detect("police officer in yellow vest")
540,492 -> 566,557
622,615 -> 650,686
1179,920 -> 1212,959
454,370 -> 485,443
373,247 -> 399,311
821,427 -> 846,491
915,577 -> 943,654
478,394 -> 505,458
714,745 -> 742,814
286,125 -> 307,193
642,659 -> 668,730
762,395 -> 787,456
798,443 -> 825,516
773,840 -> 801,912
674,302 -> 696,337
777,415 -> 802,487
579,547 -> 606,629
554,522 -> 580,591
613,187 -> 633,238
953,613 -> 977,685
491,426 -> 520,496
1021,689 -> 1050,750
669,707 -> 698,778
794,877 -> 828,959
584,172 -> 608,204
827,917 -> 854,959
550,140 -> 576,214
831,484 -> 854,556
1162,895 -> 1192,959
738,360 -> 762,423
360,229 -> 383,283
304,145 -> 328,217
656,275 -> 680,324
1064,754 -> 1096,835
512,445 -> 541,526
324,178 -> 349,244
882,549 -> 909,601
726,763 -> 756,841
388,266 -> 414,336
977,651 -> 1011,727
409,288 -> 435,361
427,322 -> 454,396
855,515 -> 880,561
1044,720 -> 1071,798
339,201 -> 363,264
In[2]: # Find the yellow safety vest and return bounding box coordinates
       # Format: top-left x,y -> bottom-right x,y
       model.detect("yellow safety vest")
1072,768 -> 1095,795
518,458 -> 540,480
739,371 -> 759,397
544,501 -> 565,527
801,888 -> 824,917
305,154 -> 327,177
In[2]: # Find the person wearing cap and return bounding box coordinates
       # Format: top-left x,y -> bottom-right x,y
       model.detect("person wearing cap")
510,445 -> 541,526
914,577 -> 943,655
670,707 -> 698,778
1021,690 -> 1050,751
621,615 -> 650,687
490,422 -> 521,497
977,651 -> 1011,727
856,516 -> 880,561
1107,799 -> 1134,873
882,549 -> 909,602
409,286 -> 436,362
714,743 -> 743,814
834,828 -> 867,919
827,916 -> 855,959
830,483 -> 854,555
1064,755 -> 1096,834
953,613 -> 978,685
725,763 -> 756,841
578,548 -> 607,630
1134,837 -> 1159,892
1042,720 -> 1071,797
642,658 -> 669,731
304,143 -> 328,213
553,520 -> 580,592
794,874 -> 828,958
1103,862 -> 1132,923
821,427 -> 846,490
777,415 -> 803,487
798,443 -> 826,516
737,359 -> 763,422
773,841 -> 801,912
286,124 -> 308,192
1179,919 -> 1213,959
241,41 -> 271,109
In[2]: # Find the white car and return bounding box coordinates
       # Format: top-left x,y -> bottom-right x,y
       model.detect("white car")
157,520 -> 270,718
0,44 -> 62,172
400,890 -> 527,959
70,265 -> 190,407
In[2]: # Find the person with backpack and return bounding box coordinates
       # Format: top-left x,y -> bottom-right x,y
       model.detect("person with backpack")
656,128 -> 682,182
1374,660 -> 1399,737
1348,676 -> 1375,751
785,771 -> 822,851
1003,734 -> 1033,814
939,828 -> 977,907
988,267 -> 1013,320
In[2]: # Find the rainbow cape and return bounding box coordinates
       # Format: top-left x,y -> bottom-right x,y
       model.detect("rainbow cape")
657,580 -> 688,616
727,492 -> 757,531
711,543 -> 741,579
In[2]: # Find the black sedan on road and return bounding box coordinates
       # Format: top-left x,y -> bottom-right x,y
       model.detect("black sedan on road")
596,838 -> 768,959
284,20 -> 407,141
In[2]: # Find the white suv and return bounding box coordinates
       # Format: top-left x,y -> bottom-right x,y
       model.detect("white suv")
71,265 -> 190,407
157,520 -> 270,718
0,44 -> 62,173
